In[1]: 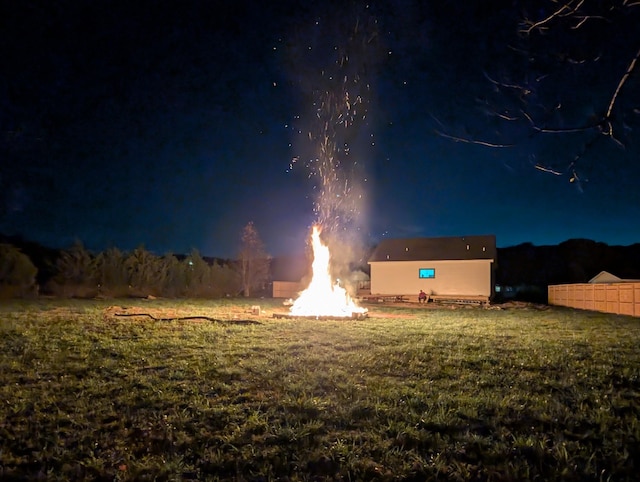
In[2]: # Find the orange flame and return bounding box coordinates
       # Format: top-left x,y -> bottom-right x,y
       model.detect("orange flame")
290,225 -> 367,317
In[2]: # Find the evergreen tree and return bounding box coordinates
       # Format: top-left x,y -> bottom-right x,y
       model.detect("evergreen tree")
51,241 -> 96,297
95,247 -> 128,296
184,249 -> 212,297
125,246 -> 161,296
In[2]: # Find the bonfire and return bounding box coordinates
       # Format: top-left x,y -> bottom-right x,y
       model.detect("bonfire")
286,225 -> 367,319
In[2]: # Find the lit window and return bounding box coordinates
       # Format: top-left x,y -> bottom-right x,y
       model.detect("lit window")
419,268 -> 435,279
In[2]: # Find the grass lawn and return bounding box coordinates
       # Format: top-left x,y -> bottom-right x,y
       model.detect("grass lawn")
1,298 -> 639,481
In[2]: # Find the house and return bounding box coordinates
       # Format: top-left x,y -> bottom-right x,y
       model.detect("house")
367,235 -> 497,303
588,270 -> 640,284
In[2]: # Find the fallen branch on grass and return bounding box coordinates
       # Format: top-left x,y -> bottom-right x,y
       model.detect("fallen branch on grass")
113,312 -> 261,324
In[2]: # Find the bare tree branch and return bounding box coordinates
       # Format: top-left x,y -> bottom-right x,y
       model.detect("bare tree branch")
534,164 -> 563,175
476,97 -> 521,121
520,0 -> 586,34
483,71 -> 532,97
605,45 -> 640,122
434,129 -> 514,148
520,110 -> 601,134
570,15 -> 609,29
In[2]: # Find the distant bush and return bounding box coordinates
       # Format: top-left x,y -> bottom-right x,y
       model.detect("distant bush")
0,244 -> 38,298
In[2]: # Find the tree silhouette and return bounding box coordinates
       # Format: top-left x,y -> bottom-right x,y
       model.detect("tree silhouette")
95,247 -> 128,296
51,240 -> 96,297
158,254 -> 184,298
237,222 -> 270,298
183,249 -> 212,297
0,244 -> 38,297
124,246 -> 164,296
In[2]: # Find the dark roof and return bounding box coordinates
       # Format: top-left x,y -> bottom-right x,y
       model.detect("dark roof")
368,235 -> 496,262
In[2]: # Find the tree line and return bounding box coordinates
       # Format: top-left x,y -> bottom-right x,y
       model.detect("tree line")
0,222 -> 270,299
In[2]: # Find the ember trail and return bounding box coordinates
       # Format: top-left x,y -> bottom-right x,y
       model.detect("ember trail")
284,11 -> 379,318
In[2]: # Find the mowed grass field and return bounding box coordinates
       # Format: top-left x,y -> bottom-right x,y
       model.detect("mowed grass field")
1,298 -> 639,481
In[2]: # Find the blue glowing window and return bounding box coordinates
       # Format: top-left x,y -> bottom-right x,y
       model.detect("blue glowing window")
419,268 -> 435,279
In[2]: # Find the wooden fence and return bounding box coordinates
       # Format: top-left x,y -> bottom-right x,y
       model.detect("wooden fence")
548,282 -> 640,317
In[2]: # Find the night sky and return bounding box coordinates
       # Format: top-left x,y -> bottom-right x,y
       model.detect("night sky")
2,0 -> 639,259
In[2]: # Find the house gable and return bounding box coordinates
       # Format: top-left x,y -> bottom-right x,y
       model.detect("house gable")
589,271 -> 622,284
589,270 -> 640,284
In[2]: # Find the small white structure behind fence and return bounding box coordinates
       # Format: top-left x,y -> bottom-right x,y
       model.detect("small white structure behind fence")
548,282 -> 640,317
272,281 -> 303,299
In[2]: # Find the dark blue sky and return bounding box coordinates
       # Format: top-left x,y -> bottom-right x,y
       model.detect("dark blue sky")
2,0 -> 639,258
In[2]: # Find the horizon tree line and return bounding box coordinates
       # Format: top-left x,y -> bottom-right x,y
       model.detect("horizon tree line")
0,222 -> 270,299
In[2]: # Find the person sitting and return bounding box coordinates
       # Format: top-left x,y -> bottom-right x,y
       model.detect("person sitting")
418,290 -> 428,303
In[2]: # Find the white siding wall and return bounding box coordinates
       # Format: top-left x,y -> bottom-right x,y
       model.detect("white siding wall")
369,259 -> 493,296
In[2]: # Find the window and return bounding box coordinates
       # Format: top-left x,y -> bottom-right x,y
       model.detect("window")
419,268 -> 435,279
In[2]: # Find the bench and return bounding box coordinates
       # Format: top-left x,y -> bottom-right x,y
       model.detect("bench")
359,294 -> 490,306
360,294 -> 408,303
429,294 -> 490,306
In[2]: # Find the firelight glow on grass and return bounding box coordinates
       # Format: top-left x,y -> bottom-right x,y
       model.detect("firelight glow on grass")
1,298 -> 640,480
